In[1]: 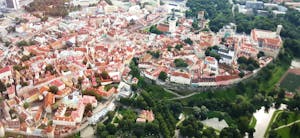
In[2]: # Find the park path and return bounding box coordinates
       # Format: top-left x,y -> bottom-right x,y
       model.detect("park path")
176,115 -> 186,127
274,119 -> 300,131
163,88 -> 182,97
168,92 -> 198,100
173,115 -> 185,138
80,126 -> 96,138
253,104 -> 286,138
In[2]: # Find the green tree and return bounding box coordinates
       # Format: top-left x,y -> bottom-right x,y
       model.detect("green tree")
45,64 -> 55,74
21,55 -> 30,62
167,46 -> 172,51
202,127 -> 217,137
84,103 -> 93,116
220,127 -> 242,138
247,128 -> 255,138
257,51 -> 265,58
237,57 -> 248,64
17,40 -> 29,47
0,81 -> 6,93
131,84 -> 138,91
192,20 -> 199,30
23,102 -> 30,109
149,25 -> 163,34
158,71 -> 168,81
145,123 -> 160,136
49,86 -> 58,94
101,71 -> 109,79
174,58 -> 188,67
129,61 -> 140,78
106,124 -> 117,134
175,44 -> 183,50
268,130 -> 278,138
184,38 -> 193,45
239,71 -> 245,78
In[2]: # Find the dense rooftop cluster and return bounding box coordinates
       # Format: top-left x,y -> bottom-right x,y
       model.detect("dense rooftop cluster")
0,0 -> 287,137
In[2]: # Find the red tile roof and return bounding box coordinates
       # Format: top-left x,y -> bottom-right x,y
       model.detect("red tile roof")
157,24 -> 169,32
50,80 -> 64,87
44,93 -> 55,107
171,71 -> 190,78
0,66 -> 11,74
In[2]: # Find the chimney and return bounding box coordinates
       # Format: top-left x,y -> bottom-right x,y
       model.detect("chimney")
276,24 -> 283,36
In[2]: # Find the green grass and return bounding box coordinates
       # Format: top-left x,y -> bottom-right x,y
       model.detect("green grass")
276,126 -> 291,138
280,73 -> 300,92
148,89 -> 176,100
276,122 -> 300,138
275,111 -> 300,126
180,88 -> 237,104
265,110 -> 283,137
249,116 -> 257,128
259,65 -> 288,92
145,84 -> 177,100
264,110 -> 300,137
182,107 -> 194,115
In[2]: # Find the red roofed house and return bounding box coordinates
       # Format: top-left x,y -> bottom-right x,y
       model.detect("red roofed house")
0,66 -> 12,79
170,71 -> 191,85
86,86 -> 117,98
44,93 -> 55,113
204,56 -> 219,75
156,23 -> 169,32
136,110 -> 155,123
53,116 -> 76,126
50,80 -> 65,90
251,25 -> 283,57
81,95 -> 98,107
71,102 -> 85,123
5,120 -> 20,129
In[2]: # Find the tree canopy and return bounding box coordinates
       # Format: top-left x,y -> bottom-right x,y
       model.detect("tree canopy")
174,58 -> 188,67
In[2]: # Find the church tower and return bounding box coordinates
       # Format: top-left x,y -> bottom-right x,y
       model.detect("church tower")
169,10 -> 177,33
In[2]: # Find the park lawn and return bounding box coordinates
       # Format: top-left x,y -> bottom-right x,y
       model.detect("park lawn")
279,73 -> 300,93
182,107 -> 194,115
264,110 -> 283,137
276,126 -> 291,138
260,65 -> 288,92
276,111 -> 300,126
147,89 -> 176,100
180,88 -> 236,105
249,116 -> 257,128
144,84 -> 177,100
276,122 -> 300,138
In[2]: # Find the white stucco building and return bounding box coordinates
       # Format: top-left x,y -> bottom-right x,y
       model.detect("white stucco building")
170,71 -> 191,85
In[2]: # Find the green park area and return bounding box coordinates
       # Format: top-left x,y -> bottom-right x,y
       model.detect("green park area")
276,122 -> 300,138
280,73 -> 300,93
249,116 -> 257,129
266,111 -> 300,137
